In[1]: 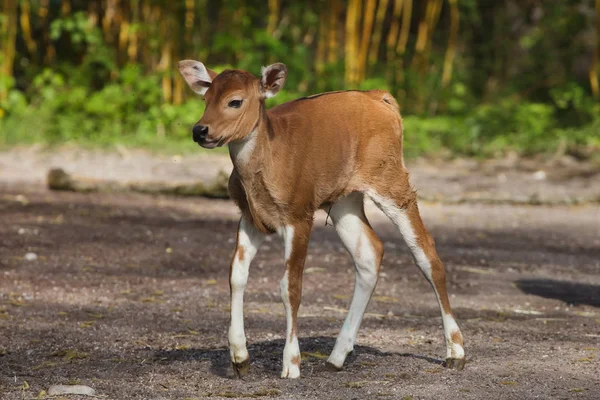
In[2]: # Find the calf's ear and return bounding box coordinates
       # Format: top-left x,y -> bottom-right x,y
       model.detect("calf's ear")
261,63 -> 287,98
178,60 -> 217,96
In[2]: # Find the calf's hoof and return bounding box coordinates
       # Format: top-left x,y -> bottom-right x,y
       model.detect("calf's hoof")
325,360 -> 344,371
445,357 -> 466,370
232,358 -> 250,378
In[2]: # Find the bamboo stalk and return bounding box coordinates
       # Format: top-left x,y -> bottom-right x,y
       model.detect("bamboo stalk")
369,0 -> 390,66
119,18 -> 130,63
157,8 -> 173,103
413,0 -> 442,75
394,0 -> 412,90
88,1 -> 99,26
316,11 -> 328,77
39,0 -> 48,18
414,0 -> 431,56
396,0 -> 412,55
327,0 -> 340,64
19,0 -> 37,55
358,0 -> 377,82
0,0 -> 18,102
140,1 -> 152,69
267,0 -> 280,36
197,0 -> 210,61
590,0 -> 600,99
61,0 -> 71,16
442,0 -> 459,88
185,0 -> 194,44
345,0 -> 362,86
386,0 -> 404,62
127,0 -> 139,62
103,0 -> 117,42
39,0 -> 54,63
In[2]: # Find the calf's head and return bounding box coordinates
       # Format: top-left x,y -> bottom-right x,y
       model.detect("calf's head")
178,60 -> 287,148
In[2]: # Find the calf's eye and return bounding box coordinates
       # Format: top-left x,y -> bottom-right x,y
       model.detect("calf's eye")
228,99 -> 243,108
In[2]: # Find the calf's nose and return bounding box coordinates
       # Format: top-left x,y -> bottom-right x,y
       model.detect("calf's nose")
192,125 -> 209,143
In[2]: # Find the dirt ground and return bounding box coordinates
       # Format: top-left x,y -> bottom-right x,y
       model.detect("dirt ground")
0,149 -> 599,399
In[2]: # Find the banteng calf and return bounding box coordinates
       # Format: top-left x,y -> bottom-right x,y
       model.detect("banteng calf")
178,60 -> 466,379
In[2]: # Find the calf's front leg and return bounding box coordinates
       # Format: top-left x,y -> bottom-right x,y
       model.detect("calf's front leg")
229,217 -> 265,377
279,220 -> 312,379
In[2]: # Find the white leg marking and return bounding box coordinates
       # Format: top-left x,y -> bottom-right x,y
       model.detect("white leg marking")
229,218 -> 264,366
367,190 -> 465,361
327,193 -> 382,369
279,225 -> 301,378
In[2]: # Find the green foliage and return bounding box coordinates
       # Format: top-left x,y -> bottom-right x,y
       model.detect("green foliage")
1,1 -> 598,158
0,66 -> 205,151
403,100 -> 600,158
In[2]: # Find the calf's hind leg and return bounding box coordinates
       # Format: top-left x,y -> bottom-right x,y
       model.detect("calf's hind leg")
368,185 -> 466,369
327,193 -> 384,370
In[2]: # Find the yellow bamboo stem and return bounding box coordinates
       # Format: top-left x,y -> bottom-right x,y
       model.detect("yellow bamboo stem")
157,13 -> 173,103
442,0 -> 459,87
185,0 -> 195,30
185,0 -> 194,44
345,0 -> 362,86
119,20 -> 129,59
267,0 -> 280,36
39,0 -> 48,18
61,0 -> 71,16
173,74 -> 184,105
87,1 -> 99,26
358,0 -> 377,81
414,0 -> 442,75
316,12 -> 328,76
415,0 -> 432,54
396,0 -> 412,55
19,0 -> 37,55
369,0 -> 390,66
386,0 -> 405,61
103,0 -> 117,42
127,0 -> 139,62
590,0 -> 600,99
426,0 -> 443,53
327,0 -> 340,64
394,0 -> 412,88
0,0 -> 18,102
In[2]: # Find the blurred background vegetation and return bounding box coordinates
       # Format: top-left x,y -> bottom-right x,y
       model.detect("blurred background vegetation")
0,0 -> 599,158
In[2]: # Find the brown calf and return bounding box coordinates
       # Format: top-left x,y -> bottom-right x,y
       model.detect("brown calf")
178,60 -> 465,379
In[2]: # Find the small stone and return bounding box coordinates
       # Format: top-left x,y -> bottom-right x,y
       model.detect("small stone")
532,170 -> 546,181
24,252 -> 37,261
47,385 -> 96,396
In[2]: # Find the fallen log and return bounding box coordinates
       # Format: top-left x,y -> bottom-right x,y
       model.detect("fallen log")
47,168 -> 230,199
46,168 -> 600,205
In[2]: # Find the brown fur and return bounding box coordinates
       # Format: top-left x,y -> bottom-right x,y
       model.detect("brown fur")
291,354 -> 301,367
226,90 -> 404,233
286,221 -> 312,339
358,202 -> 385,272
404,200 -> 453,316
451,330 -> 464,347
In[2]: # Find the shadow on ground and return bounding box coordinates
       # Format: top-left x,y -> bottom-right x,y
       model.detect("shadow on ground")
153,336 -> 443,379
515,278 -> 600,308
